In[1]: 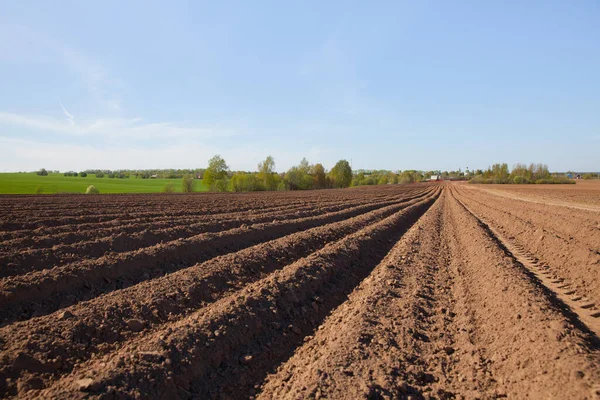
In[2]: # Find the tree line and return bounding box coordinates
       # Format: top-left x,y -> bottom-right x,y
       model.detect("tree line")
190,155 -> 353,193
469,163 -> 574,184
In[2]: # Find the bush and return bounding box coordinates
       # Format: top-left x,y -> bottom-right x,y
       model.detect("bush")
469,176 -> 495,184
212,178 -> 229,192
230,173 -> 263,192
80,172 -> 88,178
513,176 -> 522,184
162,183 -> 175,193
85,185 -> 100,194
96,172 -> 104,178
534,178 -> 575,184
35,186 -> 44,194
182,175 -> 195,193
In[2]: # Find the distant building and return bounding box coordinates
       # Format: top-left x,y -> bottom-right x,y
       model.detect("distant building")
150,174 -> 159,179
430,175 -> 440,181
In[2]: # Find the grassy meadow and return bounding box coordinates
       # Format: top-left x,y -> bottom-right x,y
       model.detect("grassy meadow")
0,173 -> 210,194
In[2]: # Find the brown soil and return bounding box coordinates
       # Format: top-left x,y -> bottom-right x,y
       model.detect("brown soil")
466,180 -> 600,209
1,183 -> 599,399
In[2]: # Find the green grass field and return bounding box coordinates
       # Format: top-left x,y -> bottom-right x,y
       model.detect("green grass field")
0,173 -> 210,194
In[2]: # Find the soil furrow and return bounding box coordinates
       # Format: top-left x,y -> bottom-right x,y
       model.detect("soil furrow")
454,191 -> 600,339
0,188 -> 406,231
458,186 -> 600,251
0,191 -> 407,241
0,191 -> 426,278
4,182 -> 595,399
36,190 -> 438,399
0,194 -> 404,252
0,188 -> 437,324
454,186 -> 600,317
258,190 -> 490,399
0,192 -> 439,397
446,187 -> 600,398
471,186 -> 600,212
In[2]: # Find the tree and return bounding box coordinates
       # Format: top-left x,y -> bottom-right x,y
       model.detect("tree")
230,172 -> 263,192
162,183 -> 175,193
313,163 -> 327,189
490,163 -> 509,182
328,160 -> 352,188
299,157 -> 310,174
80,172 -> 88,177
36,168 -> 48,176
399,171 -> 416,183
204,155 -> 229,189
182,174 -> 196,193
96,172 -> 105,178
284,167 -> 304,190
258,156 -> 277,191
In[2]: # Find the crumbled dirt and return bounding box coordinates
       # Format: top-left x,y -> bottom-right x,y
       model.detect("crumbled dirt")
0,183 -> 599,399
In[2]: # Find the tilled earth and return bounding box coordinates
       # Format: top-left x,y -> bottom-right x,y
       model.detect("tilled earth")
0,183 -> 599,399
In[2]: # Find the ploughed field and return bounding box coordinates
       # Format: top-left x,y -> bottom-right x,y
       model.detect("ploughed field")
0,183 -> 599,399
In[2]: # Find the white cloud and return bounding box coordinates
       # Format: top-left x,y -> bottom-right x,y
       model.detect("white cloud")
59,100 -> 75,126
0,111 -> 237,140
0,136 -> 332,172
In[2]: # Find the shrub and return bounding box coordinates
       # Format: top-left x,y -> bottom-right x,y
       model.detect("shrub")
513,176 -> 522,184
35,186 -> 44,194
534,178 -> 575,184
182,175 -> 195,193
80,172 -> 88,178
230,173 -> 263,192
96,172 -> 104,178
162,183 -> 175,193
212,178 -> 229,192
85,185 -> 100,194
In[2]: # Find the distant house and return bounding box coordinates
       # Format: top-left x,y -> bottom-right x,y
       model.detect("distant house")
150,174 -> 159,179
430,175 -> 440,181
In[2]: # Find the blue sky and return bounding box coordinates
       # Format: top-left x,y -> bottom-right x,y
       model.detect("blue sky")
0,1 -> 598,172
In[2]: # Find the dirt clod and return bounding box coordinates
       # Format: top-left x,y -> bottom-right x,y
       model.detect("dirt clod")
126,319 -> 144,332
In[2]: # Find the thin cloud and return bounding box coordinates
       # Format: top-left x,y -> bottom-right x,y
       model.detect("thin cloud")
59,100 -> 75,126
0,111 -> 238,140
0,136 -> 331,172
0,24 -> 123,112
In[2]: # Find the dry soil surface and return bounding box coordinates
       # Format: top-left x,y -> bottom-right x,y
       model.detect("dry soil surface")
0,184 -> 599,399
